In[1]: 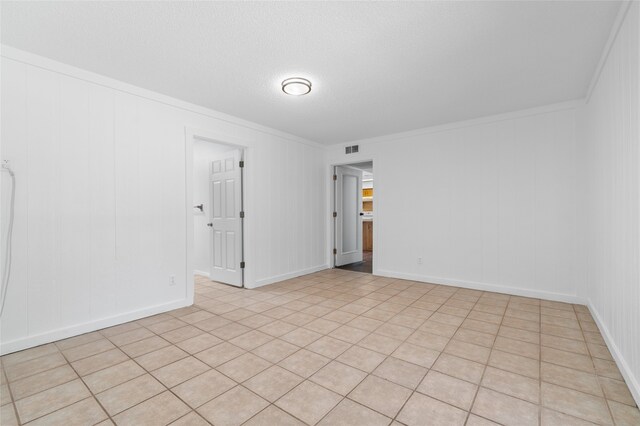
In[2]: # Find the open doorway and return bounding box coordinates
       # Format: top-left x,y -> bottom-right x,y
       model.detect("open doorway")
333,161 -> 373,274
190,136 -> 245,287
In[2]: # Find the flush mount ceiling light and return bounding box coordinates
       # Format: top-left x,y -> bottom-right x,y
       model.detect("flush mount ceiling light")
282,77 -> 311,96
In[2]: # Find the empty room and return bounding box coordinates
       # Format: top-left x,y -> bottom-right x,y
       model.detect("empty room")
1,1 -> 639,425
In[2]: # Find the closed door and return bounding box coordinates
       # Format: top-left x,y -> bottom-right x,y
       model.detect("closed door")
209,149 -> 243,286
335,166 -> 363,266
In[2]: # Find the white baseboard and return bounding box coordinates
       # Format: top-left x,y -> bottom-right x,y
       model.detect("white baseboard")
0,298 -> 191,355
587,300 -> 640,407
250,264 -> 329,289
375,269 -> 586,305
193,270 -> 210,278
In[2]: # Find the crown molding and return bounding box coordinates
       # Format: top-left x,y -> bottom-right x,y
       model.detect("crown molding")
335,99 -> 582,148
585,1 -> 634,103
0,45 -> 325,150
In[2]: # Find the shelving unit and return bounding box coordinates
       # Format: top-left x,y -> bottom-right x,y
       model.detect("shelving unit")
362,185 -> 373,250
363,187 -> 373,212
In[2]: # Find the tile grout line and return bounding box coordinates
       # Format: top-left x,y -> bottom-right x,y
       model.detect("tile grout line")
2,271 -> 636,425
452,289 -> 506,425
4,373 -> 22,426
239,276 -> 436,425
461,294 -> 498,426
8,322 -> 204,425
97,322 -> 217,426
366,284 -> 502,424
11,285 -> 540,423
238,276 -> 418,425
577,303 -> 617,425
389,287 -> 462,426
191,278 -> 636,424
42,343 -> 118,426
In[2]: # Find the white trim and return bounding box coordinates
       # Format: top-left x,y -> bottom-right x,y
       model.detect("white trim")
375,269 -> 585,304
327,160 -> 376,271
1,45 -> 323,150
587,300 -> 640,406
585,1 -> 634,103
185,127 -> 247,290
335,100 -> 583,148
581,1 -> 640,407
0,298 -> 191,355
251,264 -> 329,289
193,270 -> 210,278
2,46 -> 586,150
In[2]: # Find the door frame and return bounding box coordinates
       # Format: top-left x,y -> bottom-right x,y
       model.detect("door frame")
329,159 -> 374,269
185,127 -> 248,302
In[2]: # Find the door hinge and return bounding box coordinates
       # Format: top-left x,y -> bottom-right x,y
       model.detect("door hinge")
240,261 -> 245,269
239,160 -> 245,168
240,211 -> 245,218
332,174 -> 337,181
333,248 -> 337,255
332,212 -> 337,218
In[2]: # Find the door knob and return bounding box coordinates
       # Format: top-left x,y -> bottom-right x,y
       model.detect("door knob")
207,223 -> 213,227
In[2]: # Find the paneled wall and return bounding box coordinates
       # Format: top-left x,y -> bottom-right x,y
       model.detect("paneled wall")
327,105 -> 579,302
578,2 -> 640,404
0,49 -> 327,354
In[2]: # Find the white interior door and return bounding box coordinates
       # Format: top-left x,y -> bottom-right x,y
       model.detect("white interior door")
209,149 -> 243,286
335,166 -> 363,266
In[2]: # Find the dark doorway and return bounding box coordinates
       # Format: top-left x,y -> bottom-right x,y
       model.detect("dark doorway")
337,249 -> 372,273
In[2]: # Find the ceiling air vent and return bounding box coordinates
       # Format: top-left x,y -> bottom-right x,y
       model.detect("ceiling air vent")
345,145 -> 359,154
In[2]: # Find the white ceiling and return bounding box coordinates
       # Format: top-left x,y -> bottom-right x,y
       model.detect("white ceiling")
347,161 -> 374,174
1,1 -> 621,145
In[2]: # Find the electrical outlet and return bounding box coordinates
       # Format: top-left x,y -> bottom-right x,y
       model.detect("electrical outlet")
417,257 -> 423,265
169,275 -> 176,286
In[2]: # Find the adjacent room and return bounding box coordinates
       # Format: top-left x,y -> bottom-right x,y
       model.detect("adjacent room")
334,161 -> 374,274
1,1 -> 639,425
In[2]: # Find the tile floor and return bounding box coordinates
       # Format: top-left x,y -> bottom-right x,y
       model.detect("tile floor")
1,269 -> 639,425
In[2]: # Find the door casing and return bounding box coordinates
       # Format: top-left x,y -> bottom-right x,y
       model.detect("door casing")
335,165 -> 364,266
329,160 -> 374,269
186,127 -> 248,302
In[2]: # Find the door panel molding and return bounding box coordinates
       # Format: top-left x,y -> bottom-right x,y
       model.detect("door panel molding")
208,149 -> 243,286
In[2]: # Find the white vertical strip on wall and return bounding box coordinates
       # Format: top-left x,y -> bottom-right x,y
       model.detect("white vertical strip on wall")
26,65 -> 58,336
579,2 -> 640,405
88,85 -> 117,320
58,72 -> 92,327
0,58 -> 28,343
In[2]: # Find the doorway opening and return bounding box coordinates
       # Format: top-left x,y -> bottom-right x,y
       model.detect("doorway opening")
332,161 -> 373,274
190,136 -> 245,288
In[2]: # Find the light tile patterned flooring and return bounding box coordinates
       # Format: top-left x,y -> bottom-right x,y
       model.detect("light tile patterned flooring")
1,269 -> 639,425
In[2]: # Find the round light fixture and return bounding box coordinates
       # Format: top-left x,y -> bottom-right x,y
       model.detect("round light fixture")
282,77 -> 311,96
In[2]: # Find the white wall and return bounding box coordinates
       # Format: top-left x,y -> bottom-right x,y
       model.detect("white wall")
0,47 -> 327,354
577,2 -> 640,404
192,140 -> 236,276
327,104 -> 579,303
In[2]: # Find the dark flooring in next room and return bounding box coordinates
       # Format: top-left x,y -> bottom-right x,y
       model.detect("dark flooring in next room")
337,251 -> 373,274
